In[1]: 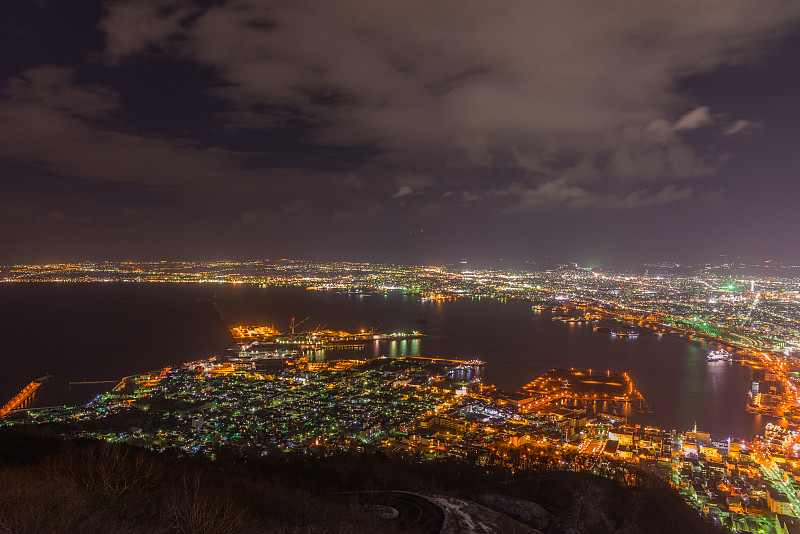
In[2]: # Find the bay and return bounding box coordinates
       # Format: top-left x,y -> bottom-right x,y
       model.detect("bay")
0,283 -> 765,439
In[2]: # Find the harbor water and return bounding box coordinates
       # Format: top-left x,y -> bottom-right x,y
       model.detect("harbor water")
0,283 -> 764,438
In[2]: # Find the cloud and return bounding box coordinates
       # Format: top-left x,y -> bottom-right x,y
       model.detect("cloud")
462,190 -> 481,202
120,207 -> 141,217
0,65 -> 391,239
4,66 -> 118,117
340,173 -> 364,188
392,185 -> 414,198
239,200 -> 313,226
333,202 -> 385,220
503,179 -> 692,212
96,0 -> 800,210
0,0 -> 790,234
0,67 -> 244,188
722,119 -> 751,135
674,106 -> 713,131
0,201 -> 38,218
456,134 -> 492,166
101,0 -> 195,61
394,171 -> 433,191
618,184 -> 693,208
240,210 -> 264,225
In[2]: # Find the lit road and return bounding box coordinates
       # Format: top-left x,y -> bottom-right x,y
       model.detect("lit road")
756,452 -> 800,516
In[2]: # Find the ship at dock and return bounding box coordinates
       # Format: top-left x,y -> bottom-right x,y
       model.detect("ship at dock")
592,325 -> 639,337
230,321 -> 425,350
551,315 -> 589,323
707,349 -> 731,362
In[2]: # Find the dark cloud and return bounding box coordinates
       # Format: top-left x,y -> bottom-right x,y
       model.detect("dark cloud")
502,181 -> 694,212
95,0 -> 800,202
333,202 -> 385,221
0,66 -> 242,187
1,0 -> 799,263
722,119 -> 752,135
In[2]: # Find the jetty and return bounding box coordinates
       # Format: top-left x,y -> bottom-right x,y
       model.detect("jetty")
0,375 -> 51,417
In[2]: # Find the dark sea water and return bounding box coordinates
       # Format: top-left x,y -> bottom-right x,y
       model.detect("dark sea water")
0,283 -> 233,409
0,283 -> 768,439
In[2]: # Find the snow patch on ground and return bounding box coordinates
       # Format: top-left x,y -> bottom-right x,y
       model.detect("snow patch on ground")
474,493 -> 554,531
428,495 -> 542,534
361,504 -> 399,520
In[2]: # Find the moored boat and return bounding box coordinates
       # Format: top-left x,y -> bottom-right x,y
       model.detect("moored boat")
707,349 -> 731,362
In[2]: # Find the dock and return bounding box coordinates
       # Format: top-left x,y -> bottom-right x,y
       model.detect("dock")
407,356 -> 484,366
0,375 -> 51,417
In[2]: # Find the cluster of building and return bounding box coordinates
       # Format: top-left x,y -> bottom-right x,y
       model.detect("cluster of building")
4,258 -> 800,532
16,357 -> 448,456
2,351 -> 799,533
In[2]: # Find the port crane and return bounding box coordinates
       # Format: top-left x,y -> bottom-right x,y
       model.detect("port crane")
289,316 -> 311,340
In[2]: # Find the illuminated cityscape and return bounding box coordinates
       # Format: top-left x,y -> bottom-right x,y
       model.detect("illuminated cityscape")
4,0 -> 800,531
3,259 -> 800,531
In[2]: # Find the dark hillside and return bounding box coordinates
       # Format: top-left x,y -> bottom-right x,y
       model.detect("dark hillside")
0,429 -> 725,534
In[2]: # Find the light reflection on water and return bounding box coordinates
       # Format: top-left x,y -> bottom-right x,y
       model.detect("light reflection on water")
0,283 -> 773,439
213,285 -> 766,439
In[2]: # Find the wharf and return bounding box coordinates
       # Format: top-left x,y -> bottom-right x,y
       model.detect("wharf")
313,332 -> 426,348
235,325 -> 426,350
407,356 -> 484,366
0,375 -> 51,417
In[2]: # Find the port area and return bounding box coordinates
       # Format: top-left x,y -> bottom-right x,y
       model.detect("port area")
229,323 -> 424,349
516,368 -> 646,414
591,324 -> 641,337
0,375 -> 51,418
537,301 -> 800,425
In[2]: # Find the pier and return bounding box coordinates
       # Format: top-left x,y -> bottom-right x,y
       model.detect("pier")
231,322 -> 425,349
407,356 -> 484,366
0,375 -> 51,417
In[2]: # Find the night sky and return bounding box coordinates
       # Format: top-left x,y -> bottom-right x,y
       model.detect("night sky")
2,1 -> 799,267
